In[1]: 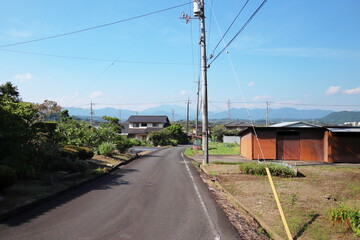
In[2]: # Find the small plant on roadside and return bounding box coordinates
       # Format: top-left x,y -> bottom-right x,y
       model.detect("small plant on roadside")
330,204 -> 360,236
0,165 -> 17,191
98,142 -> 116,157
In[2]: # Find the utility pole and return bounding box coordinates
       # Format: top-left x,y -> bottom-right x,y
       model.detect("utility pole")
90,101 -> 95,126
119,109 -> 122,123
181,0 -> 209,164
227,98 -> 231,121
172,109 -> 175,122
186,98 -> 190,135
197,0 -> 209,165
266,100 -> 270,126
195,78 -> 200,136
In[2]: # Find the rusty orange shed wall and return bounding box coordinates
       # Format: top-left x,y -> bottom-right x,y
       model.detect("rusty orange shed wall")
299,129 -> 324,161
328,132 -> 360,163
240,132 -> 253,159
253,130 -> 277,160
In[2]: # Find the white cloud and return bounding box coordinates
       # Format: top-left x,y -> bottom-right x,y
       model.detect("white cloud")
7,29 -> 32,38
325,86 -> 341,95
14,73 -> 32,82
247,81 -> 255,87
252,95 -> 271,101
253,47 -> 360,60
343,86 -> 360,95
90,91 -> 104,98
180,90 -> 187,96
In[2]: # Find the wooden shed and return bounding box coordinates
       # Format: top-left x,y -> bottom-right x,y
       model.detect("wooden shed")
325,127 -> 360,163
240,126 -> 324,161
239,122 -> 360,163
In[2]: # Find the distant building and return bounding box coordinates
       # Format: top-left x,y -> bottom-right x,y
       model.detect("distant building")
122,115 -> 170,140
224,121 -> 252,131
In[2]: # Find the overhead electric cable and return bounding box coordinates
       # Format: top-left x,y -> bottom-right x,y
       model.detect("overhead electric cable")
211,0 -> 250,55
0,2 -> 192,48
208,0 -> 268,66
0,48 -> 193,65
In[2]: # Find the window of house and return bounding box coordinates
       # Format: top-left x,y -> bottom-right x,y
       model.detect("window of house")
141,123 -> 147,127
152,123 -> 158,127
133,123 -> 139,127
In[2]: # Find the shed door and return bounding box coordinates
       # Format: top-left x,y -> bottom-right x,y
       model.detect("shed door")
277,132 -> 300,160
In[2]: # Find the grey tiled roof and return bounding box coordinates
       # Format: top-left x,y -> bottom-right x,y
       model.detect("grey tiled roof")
127,115 -> 169,123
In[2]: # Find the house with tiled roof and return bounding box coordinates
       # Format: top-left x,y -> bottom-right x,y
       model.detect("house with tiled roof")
122,115 -> 170,140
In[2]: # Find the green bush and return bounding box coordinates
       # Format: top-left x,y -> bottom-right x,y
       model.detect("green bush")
239,162 -> 296,177
331,205 -> 360,236
78,147 -> 94,159
169,139 -> 178,146
0,165 -> 17,191
129,138 -> 142,147
60,145 -> 94,160
98,142 -> 115,157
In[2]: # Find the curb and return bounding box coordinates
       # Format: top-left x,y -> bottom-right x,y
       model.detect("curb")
199,164 -> 283,240
0,154 -> 140,222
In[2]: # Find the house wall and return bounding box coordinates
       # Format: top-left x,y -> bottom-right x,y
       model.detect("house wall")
328,132 -> 360,163
254,130 -> 277,160
129,123 -> 164,128
240,132 -> 253,159
223,136 -> 240,144
299,129 -> 324,161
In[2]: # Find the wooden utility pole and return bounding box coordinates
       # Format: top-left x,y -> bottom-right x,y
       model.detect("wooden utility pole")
186,98 -> 190,135
196,78 -> 200,136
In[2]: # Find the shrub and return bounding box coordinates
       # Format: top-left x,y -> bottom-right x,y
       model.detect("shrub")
239,162 -> 296,177
0,165 -> 17,191
170,139 -> 178,146
98,142 -> 115,156
129,138 -> 142,147
78,147 -> 94,160
60,145 -> 94,160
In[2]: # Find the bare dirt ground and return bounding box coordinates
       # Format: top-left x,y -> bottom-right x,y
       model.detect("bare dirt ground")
202,164 -> 360,240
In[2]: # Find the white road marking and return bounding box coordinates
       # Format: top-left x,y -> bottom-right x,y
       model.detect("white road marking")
181,152 -> 221,240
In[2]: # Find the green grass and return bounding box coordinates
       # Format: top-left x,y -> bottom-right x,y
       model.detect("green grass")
209,142 -> 240,155
213,161 -> 243,165
184,148 -> 195,156
184,142 -> 240,156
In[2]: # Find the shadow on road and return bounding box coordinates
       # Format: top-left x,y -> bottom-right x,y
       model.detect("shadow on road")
1,168 -> 139,227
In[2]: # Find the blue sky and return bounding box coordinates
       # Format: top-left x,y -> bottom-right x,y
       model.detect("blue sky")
1,0 -> 359,112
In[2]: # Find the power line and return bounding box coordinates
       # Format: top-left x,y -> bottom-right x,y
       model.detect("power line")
0,2 -> 192,48
208,0 -> 268,67
211,0 -> 250,55
270,102 -> 360,107
0,48 -> 194,65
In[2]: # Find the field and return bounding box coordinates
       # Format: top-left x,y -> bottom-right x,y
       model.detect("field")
202,163 -> 360,239
185,142 -> 240,156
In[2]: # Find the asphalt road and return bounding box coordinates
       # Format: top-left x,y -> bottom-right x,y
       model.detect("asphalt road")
0,147 -> 240,240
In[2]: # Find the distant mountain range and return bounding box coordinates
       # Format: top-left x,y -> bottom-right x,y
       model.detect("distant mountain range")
64,105 -> 359,124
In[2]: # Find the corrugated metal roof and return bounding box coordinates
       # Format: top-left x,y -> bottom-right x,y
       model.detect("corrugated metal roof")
224,121 -> 251,127
327,128 -> 360,133
270,121 -> 320,128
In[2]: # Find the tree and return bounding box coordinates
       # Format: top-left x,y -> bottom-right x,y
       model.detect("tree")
211,125 -> 226,142
0,82 -> 21,102
164,124 -> 188,144
34,99 -> 62,121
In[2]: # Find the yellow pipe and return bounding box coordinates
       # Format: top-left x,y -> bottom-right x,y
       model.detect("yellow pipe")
265,167 -> 293,240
